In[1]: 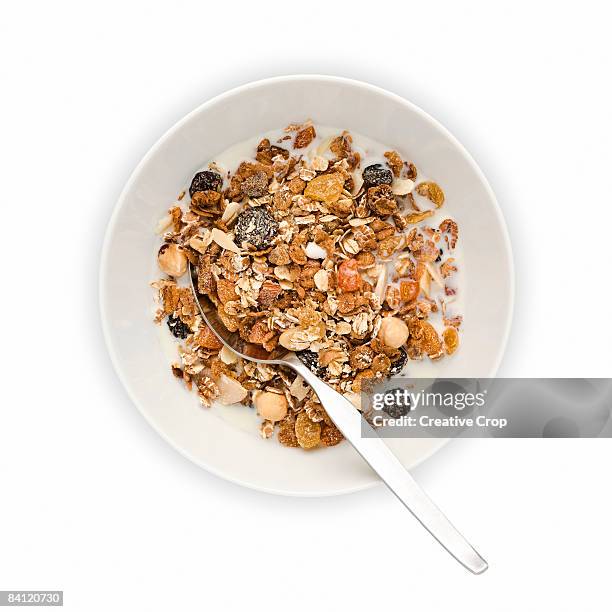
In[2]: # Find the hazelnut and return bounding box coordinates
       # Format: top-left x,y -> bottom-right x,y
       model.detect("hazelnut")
378,316 -> 409,349
158,243 -> 187,277
253,391 -> 288,422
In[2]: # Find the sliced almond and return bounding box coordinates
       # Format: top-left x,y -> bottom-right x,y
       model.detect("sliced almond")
211,228 -> 241,254
405,210 -> 434,224
304,241 -> 327,260
314,269 -> 330,291
289,375 -> 310,401
188,230 -> 213,254
351,171 -> 364,195
156,214 -> 173,234
219,344 -> 239,365
425,262 -> 445,288
391,178 -> 415,195
216,374 -> 248,405
419,267 -> 432,297
221,201 -> 242,224
374,265 -> 388,304
343,392 -> 362,410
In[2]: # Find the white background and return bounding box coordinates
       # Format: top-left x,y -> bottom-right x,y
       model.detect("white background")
1,1 -> 611,610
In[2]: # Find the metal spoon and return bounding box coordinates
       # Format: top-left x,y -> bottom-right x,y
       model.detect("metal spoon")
190,264 -> 488,574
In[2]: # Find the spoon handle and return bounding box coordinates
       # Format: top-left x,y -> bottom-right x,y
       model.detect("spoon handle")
289,357 -> 488,575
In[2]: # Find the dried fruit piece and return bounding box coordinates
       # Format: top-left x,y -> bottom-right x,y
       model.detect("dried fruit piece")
294,125 -> 316,148
389,347 -> 408,376
362,164 -> 393,187
381,389 -> 411,418
295,412 -> 321,449
166,315 -> 190,339
296,350 -> 324,376
240,171 -> 269,197
304,173 -> 345,203
443,327 -> 459,355
189,170 -> 223,197
233,206 -> 278,250
404,162 -> 418,181
337,258 -> 363,292
405,210 -> 434,224
416,181 -> 445,208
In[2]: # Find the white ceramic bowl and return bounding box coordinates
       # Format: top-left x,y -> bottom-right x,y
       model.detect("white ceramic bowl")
100,75 -> 514,496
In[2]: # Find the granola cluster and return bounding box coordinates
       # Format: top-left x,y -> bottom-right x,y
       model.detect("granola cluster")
152,121 -> 462,449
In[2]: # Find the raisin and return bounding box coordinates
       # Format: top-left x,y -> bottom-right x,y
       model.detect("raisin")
167,315 -> 190,339
388,347 -> 408,376
296,350 -> 324,377
189,170 -> 223,197
233,206 -> 278,250
381,388 -> 411,419
362,164 -> 393,187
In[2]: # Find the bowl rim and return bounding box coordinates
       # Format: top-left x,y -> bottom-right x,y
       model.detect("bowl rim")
99,74 -> 515,497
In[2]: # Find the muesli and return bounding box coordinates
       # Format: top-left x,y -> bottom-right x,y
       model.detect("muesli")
152,122 -> 462,448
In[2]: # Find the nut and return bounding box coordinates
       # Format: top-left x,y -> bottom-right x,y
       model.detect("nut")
253,391 -> 288,422
158,243 -> 188,277
314,269 -> 330,291
378,316 -> 409,349
216,374 -> 248,405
